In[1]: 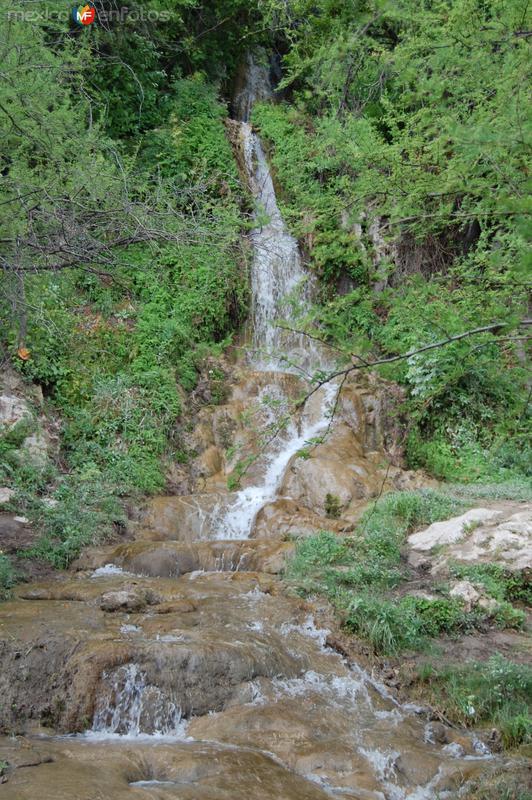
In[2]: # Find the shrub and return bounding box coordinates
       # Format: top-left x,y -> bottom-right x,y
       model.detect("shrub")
23,474 -> 125,569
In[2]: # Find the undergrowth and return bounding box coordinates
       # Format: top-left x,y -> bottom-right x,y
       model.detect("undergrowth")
416,655 -> 532,750
285,489 -> 527,656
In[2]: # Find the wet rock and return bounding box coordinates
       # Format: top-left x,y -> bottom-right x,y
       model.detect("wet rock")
87,538 -> 294,577
425,721 -> 450,744
100,588 -> 152,612
0,737 -> 334,800
141,493 -> 230,540
253,498 -> 350,539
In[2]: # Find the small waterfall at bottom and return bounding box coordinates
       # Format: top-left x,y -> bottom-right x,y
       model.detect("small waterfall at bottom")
92,664 -> 186,738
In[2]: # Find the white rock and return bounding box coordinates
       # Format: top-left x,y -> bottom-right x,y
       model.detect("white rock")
0,487 -> 15,505
42,497 -> 58,509
408,508 -> 500,551
14,516 -> 29,524
449,580 -> 480,612
0,394 -> 31,429
20,431 -> 49,469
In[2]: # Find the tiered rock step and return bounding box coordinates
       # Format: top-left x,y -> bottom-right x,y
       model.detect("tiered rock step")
0,537 -> 493,799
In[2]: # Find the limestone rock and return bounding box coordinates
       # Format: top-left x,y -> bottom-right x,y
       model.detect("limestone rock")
448,580 -> 481,612
408,508 -> 500,551
0,487 -> 15,506
100,588 -> 153,612
0,394 -> 31,429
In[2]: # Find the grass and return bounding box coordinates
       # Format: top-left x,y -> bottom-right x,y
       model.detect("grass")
415,655 -> 532,750
0,554 -> 15,600
285,489 -> 527,656
443,479 -> 532,503
460,766 -> 532,800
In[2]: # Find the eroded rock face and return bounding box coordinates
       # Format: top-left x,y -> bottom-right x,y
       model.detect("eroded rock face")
153,367 -> 413,541
0,566 -> 494,797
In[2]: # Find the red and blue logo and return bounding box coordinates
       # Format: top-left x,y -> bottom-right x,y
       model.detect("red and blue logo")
72,4 -> 95,25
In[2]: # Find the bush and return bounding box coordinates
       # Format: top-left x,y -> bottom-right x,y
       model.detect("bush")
23,474 -> 125,569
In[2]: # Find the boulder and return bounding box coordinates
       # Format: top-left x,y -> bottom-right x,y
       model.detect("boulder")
0,487 -> 15,506
408,508 -> 500,551
100,588 -> 153,612
448,581 -> 481,612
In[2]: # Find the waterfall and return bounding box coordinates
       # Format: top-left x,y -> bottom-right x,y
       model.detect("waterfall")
219,56 -> 337,538
241,122 -> 317,370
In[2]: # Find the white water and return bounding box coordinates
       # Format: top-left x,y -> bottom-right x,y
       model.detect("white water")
92,664 -> 187,738
220,68 -> 337,539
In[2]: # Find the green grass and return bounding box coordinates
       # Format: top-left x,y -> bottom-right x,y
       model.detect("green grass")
0,555 -> 15,600
285,489 -> 527,655
444,479 -> 532,503
416,655 -> 532,750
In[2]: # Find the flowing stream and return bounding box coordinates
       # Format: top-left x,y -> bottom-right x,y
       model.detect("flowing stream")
0,55 -> 496,800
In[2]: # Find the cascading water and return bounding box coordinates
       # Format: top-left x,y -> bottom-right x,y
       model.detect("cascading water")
92,664 -> 186,739
220,58 -> 338,538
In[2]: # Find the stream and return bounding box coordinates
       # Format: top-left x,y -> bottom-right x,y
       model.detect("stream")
0,57 -> 496,800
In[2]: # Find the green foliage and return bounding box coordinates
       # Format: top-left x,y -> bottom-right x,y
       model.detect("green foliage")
0,555 -> 15,600
449,563 -> 532,606
285,489 -> 527,654
418,655 -> 532,748
324,493 -> 342,519
23,473 -> 125,569
252,0 -> 530,486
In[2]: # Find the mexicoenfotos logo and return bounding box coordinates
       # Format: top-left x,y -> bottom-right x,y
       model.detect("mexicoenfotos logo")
72,4 -> 95,26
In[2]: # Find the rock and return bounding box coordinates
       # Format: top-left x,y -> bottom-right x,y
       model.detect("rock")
283,455 -> 356,515
447,509 -> 532,572
41,498 -> 58,509
409,504 -> 532,575
449,580 -> 480,612
0,488 -> 15,506
192,445 -> 223,479
141,493 -> 230,540
408,508 -> 500,551
19,431 -> 50,469
477,596 -> 500,613
0,394 -> 31,429
13,516 -> 29,524
425,722 -> 450,744
100,588 -> 150,612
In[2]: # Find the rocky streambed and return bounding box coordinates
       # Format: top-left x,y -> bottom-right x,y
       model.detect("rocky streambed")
0,366 -> 512,800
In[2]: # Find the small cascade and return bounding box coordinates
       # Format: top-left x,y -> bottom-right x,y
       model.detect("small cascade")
92,664 -> 186,738
221,381 -> 338,538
